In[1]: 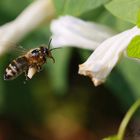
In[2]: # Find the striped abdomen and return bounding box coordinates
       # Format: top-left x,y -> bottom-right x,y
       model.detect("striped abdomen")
4,56 -> 29,80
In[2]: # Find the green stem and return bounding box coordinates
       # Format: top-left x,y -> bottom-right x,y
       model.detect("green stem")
117,99 -> 140,140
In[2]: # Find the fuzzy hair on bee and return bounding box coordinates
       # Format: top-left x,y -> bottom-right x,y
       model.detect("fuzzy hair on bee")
4,39 -> 56,80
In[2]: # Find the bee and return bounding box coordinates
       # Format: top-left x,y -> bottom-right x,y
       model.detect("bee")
4,39 -> 56,80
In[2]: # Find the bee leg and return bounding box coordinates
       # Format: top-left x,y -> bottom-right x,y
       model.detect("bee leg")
37,66 -> 42,72
25,69 -> 30,80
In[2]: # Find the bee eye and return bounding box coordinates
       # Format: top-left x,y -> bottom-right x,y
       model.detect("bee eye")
44,48 -> 47,54
31,49 -> 39,56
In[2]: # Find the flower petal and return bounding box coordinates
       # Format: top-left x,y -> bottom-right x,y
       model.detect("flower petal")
51,16 -> 115,50
0,0 -> 55,56
79,26 -> 140,86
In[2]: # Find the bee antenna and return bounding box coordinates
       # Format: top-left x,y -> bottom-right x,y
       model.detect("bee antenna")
47,38 -> 62,51
48,38 -> 52,49
50,47 -> 62,52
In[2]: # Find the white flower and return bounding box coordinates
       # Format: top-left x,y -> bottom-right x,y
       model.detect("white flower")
79,26 -> 140,86
0,0 -> 55,56
50,16 -> 115,50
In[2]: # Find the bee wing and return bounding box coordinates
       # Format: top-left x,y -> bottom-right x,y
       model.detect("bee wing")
0,41 -> 28,55
13,45 -> 28,55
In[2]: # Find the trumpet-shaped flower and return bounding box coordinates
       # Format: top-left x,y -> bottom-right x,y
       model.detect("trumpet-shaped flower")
51,16 -> 140,86
50,16 -> 115,50
79,26 -> 140,86
0,0 -> 55,56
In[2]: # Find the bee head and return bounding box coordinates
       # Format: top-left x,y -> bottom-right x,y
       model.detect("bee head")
39,46 -> 55,63
46,48 -> 55,63
40,39 -> 61,63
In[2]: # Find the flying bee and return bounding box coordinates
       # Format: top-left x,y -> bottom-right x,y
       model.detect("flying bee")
4,39 -> 56,80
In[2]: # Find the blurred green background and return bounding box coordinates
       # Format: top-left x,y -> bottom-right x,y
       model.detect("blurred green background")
0,0 -> 140,140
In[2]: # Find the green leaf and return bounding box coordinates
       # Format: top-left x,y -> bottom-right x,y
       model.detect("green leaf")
105,0 -> 140,24
126,35 -> 140,59
137,11 -> 140,28
53,0 -> 110,16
